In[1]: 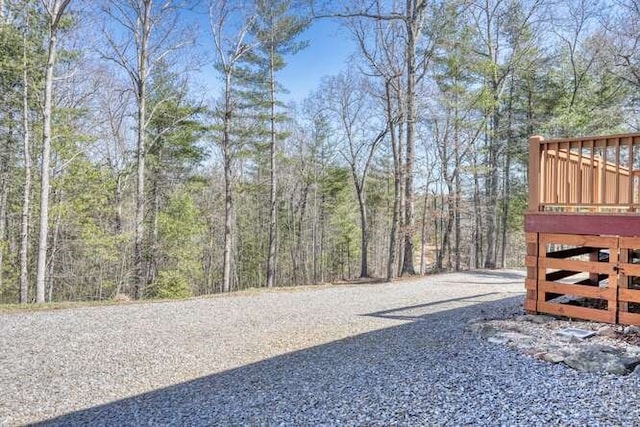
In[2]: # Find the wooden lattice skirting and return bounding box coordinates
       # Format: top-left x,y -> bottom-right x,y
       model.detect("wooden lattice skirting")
525,232 -> 640,325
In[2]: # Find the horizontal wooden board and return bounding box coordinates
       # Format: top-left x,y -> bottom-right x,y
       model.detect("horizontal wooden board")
537,301 -> 615,323
618,311 -> 640,326
540,257 -> 615,274
526,233 -> 538,244
575,275 -> 607,285
540,281 -> 616,299
619,237 -> 640,249
546,246 -> 594,259
526,213 -> 640,237
540,233 -> 617,248
618,288 -> 640,303
619,264 -> 640,276
546,269 -> 580,281
541,132 -> 640,145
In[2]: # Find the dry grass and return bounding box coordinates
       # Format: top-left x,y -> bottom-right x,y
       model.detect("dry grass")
0,275 -> 434,314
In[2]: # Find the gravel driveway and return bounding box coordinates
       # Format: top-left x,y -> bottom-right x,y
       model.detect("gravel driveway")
1,270 -> 639,425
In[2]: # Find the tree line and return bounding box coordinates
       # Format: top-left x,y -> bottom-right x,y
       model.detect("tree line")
1,0 -> 639,303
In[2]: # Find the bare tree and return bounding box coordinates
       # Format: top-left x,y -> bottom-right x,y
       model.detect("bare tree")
469,0 -> 542,269
345,7 -> 404,279
101,0 -> 190,298
321,0 -> 441,276
320,72 -> 387,278
35,0 -> 72,303
209,0 -> 255,293
19,19 -> 32,303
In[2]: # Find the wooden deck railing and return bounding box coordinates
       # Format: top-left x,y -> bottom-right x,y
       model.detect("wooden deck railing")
528,134 -> 640,213
526,133 -> 640,325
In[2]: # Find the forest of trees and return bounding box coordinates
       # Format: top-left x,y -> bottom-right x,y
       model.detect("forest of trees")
1,0 -> 639,303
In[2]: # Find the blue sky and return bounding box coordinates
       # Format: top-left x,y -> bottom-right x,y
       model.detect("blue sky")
277,18 -> 355,102
193,10 -> 356,104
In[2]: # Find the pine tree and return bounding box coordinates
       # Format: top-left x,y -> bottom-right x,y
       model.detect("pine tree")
245,0 -> 308,288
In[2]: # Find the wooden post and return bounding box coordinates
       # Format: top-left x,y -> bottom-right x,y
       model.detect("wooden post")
526,136 -> 543,315
600,145 -> 606,204
618,245 -> 629,323
608,237 -> 619,324
524,232 -> 539,313
529,136 -> 543,211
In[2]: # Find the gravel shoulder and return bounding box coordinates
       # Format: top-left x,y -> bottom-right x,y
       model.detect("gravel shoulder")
2,270 -> 639,425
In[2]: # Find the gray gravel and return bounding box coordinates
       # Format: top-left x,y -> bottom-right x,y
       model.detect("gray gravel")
1,270 -> 639,426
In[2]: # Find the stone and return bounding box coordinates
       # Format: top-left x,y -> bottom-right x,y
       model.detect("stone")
543,352 -> 565,363
558,334 -> 582,344
621,356 -> 640,371
633,364 -> 640,377
626,345 -> 640,355
584,344 -> 622,355
469,323 -> 498,338
596,325 -> 617,337
498,331 -> 534,347
623,325 -> 640,335
528,349 -> 546,358
475,315 -> 640,375
563,349 -> 629,375
521,314 -> 556,324
556,328 -> 596,340
488,336 -> 509,345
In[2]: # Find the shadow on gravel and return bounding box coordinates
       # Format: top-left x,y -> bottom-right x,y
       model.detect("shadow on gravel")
433,270 -> 525,286
364,293 -> 499,321
37,295 -> 530,426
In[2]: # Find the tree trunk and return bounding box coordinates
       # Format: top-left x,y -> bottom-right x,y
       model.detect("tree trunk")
484,90 -> 500,269
133,0 -> 151,299
355,183 -> 369,278
296,183 -> 309,284
385,81 -> 401,281
437,180 -> 454,271
312,184 -> 318,283
113,175 -> 126,295
46,197 -> 62,302
402,6 -> 417,276
472,146 -> 482,269
19,39 -> 32,303
454,119 -> 461,271
500,78 -> 515,268
222,73 -> 233,293
319,191 -> 326,283
419,190 -> 428,274
36,16 -> 60,303
147,159 -> 160,287
0,156 -> 7,295
133,92 -> 147,298
266,46 -> 278,288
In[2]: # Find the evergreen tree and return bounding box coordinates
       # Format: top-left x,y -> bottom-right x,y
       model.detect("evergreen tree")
244,0 -> 308,288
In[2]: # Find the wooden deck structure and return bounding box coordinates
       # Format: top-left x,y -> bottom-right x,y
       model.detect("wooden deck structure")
525,133 -> 640,325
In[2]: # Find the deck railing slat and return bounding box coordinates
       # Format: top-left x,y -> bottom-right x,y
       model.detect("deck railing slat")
615,138 -> 620,204
590,140 -> 595,205
530,133 -> 640,213
628,138 -> 634,206
577,139 -> 583,204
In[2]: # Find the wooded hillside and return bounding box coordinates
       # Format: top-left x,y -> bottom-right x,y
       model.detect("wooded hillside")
0,0 -> 637,303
